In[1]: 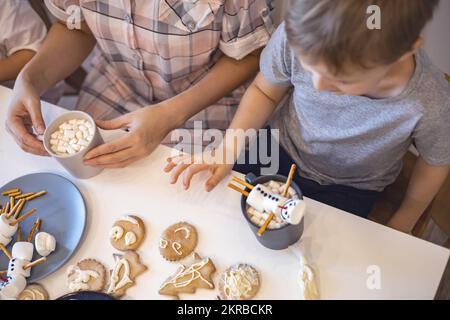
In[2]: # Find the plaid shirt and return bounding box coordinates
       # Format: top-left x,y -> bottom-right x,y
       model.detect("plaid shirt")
45,0 -> 274,131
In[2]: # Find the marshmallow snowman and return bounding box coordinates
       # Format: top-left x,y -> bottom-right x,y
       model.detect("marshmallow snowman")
246,184 -> 306,225
0,242 -> 34,300
0,214 -> 18,246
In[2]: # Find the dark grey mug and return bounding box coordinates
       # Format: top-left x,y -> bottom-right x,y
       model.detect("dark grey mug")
240,172 -> 304,250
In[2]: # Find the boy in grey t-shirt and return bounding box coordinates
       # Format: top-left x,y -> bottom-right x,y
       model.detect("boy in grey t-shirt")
167,0 -> 450,233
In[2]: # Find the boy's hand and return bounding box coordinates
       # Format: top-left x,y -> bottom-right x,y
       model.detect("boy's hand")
6,78 -> 49,156
164,154 -> 233,191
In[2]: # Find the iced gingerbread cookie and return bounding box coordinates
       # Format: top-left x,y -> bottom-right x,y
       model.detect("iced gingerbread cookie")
159,222 -> 197,262
18,283 -> 49,300
159,253 -> 216,299
110,215 -> 145,251
107,251 -> 147,298
67,259 -> 107,292
219,264 -> 260,300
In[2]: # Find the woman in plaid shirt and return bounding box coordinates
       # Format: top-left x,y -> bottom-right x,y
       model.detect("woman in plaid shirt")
7,0 -> 274,168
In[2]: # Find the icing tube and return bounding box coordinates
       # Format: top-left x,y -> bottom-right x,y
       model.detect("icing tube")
8,258 -> 31,278
11,242 -> 34,261
0,214 -> 18,238
0,275 -> 27,300
0,232 -> 12,246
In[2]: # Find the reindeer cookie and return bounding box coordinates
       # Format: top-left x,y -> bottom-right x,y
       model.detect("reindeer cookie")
159,222 -> 197,262
107,251 -> 147,298
110,215 -> 146,251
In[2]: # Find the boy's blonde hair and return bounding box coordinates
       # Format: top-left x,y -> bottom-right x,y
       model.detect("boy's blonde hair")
286,0 -> 439,74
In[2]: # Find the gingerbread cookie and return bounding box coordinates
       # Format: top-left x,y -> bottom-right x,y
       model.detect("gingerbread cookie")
67,259 -> 107,292
219,264 -> 260,300
159,222 -> 197,261
18,283 -> 49,300
107,251 -> 147,297
159,253 -> 216,299
110,215 -> 145,251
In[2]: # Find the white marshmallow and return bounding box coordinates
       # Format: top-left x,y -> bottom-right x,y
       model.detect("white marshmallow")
49,119 -> 94,156
8,258 -> 31,278
11,242 -> 34,261
0,275 -> 27,300
35,232 -> 56,257
0,214 -> 18,238
0,232 -> 12,246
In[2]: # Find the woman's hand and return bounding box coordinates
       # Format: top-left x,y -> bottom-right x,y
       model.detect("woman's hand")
164,153 -> 234,191
6,77 -> 49,156
84,104 -> 176,168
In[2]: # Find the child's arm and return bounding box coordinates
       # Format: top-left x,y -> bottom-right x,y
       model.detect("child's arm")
388,157 -> 450,233
0,50 -> 35,82
165,73 -> 290,191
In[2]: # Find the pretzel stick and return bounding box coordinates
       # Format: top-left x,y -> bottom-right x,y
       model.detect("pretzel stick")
28,218 -> 41,242
8,191 -> 21,198
10,208 -> 37,226
23,257 -> 46,270
9,197 -> 15,211
0,244 -> 12,260
6,199 -> 23,219
15,192 -> 34,200
232,177 -> 254,190
227,183 -> 249,197
2,202 -> 10,215
0,270 -> 6,276
17,226 -> 22,242
2,188 -> 20,196
13,199 -> 26,219
25,191 -> 47,201
258,164 -> 297,236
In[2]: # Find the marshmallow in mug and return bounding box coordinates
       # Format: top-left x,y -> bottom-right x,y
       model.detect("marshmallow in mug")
49,119 -> 94,156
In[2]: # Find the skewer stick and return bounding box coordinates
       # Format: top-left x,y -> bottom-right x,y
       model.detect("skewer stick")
15,192 -> 34,200
258,164 -> 298,236
0,244 -> 12,260
24,257 -> 46,270
2,188 -> 20,196
232,177 -> 254,190
10,208 -> 37,226
25,191 -> 47,201
13,199 -> 26,219
227,183 -> 249,197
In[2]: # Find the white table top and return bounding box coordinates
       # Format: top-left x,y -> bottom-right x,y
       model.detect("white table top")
0,85 -> 449,300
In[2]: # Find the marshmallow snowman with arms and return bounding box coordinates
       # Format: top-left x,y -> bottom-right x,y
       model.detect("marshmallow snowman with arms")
0,242 -> 35,300
246,184 -> 306,225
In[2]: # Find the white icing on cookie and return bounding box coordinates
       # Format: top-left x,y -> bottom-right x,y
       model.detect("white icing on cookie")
172,242 -> 183,256
223,265 -> 259,300
160,258 -> 213,289
117,216 -> 139,225
20,287 -> 46,300
107,257 -> 133,294
67,265 -> 100,292
159,238 -> 168,249
174,226 -> 190,239
110,226 -> 124,240
125,231 -> 137,246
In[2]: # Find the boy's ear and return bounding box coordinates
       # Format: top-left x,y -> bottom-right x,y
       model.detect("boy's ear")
398,37 -> 423,62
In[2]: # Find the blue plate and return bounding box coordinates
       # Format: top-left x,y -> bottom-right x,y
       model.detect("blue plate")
0,173 -> 86,282
56,291 -> 116,300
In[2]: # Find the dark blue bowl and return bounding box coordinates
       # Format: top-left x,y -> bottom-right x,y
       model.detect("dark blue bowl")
240,173 -> 304,250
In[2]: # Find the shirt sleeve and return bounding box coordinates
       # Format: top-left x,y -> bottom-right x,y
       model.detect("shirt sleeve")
259,21 -> 293,87
44,0 -> 84,22
220,0 -> 275,60
3,1 -> 47,56
413,89 -> 450,166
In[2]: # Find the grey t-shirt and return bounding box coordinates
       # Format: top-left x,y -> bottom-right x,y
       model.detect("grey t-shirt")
260,23 -> 450,191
